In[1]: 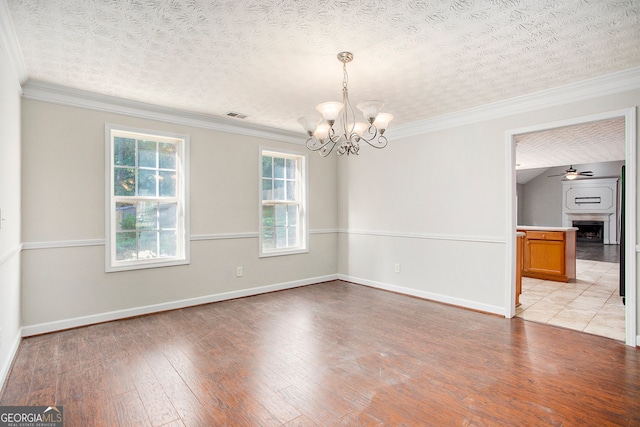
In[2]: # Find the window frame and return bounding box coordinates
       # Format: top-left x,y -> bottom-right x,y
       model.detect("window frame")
259,147 -> 308,257
105,123 -> 190,272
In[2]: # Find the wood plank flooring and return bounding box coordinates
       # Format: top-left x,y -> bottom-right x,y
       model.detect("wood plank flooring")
1,280 -> 639,426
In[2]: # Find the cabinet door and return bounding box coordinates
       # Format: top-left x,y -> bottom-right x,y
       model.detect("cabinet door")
524,239 -> 565,275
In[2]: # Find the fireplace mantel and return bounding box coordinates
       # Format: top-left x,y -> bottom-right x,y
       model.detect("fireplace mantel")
562,178 -> 619,244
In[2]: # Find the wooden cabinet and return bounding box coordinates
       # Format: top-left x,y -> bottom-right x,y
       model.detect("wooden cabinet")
519,229 -> 576,282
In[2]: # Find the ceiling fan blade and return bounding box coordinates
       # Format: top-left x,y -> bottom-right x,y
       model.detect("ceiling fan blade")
547,173 -> 566,177
580,171 -> 593,174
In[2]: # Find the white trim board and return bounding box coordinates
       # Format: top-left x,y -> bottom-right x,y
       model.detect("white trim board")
0,328 -> 22,393
389,67 -> 640,139
20,68 -> 639,147
338,274 -> 505,316
0,244 -> 21,267
21,80 -> 303,145
21,274 -> 339,337
0,0 -> 27,88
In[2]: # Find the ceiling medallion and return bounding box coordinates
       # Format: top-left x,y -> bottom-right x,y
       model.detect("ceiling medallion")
298,52 -> 393,156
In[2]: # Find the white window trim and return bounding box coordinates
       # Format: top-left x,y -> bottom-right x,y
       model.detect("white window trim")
259,147 -> 309,257
105,123 -> 190,272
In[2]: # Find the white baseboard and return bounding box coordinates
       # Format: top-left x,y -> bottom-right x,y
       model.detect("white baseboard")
0,328 -> 22,393
338,274 -> 505,316
22,274 -> 339,337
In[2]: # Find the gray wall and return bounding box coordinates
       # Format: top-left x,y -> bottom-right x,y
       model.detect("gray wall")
519,161 -> 624,227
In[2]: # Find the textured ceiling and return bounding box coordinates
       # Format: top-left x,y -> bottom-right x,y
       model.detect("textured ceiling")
6,0 -> 640,136
515,117 -> 626,183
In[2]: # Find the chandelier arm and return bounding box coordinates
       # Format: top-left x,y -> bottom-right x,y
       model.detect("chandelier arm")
361,134 -> 388,149
306,136 -> 335,153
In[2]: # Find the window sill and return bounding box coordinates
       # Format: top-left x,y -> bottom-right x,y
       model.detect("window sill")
106,257 -> 190,273
259,248 -> 309,258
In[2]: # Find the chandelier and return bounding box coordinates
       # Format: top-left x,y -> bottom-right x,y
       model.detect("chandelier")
297,52 -> 393,156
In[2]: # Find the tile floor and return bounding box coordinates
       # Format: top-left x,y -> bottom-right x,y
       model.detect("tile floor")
516,259 -> 625,341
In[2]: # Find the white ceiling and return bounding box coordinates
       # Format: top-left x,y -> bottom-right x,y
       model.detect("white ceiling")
4,0 -> 640,166
515,117 -> 626,183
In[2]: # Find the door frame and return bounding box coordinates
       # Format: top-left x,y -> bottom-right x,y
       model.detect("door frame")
505,107 -> 637,347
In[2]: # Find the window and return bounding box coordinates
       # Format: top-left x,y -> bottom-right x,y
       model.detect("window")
260,148 -> 308,256
106,124 -> 189,271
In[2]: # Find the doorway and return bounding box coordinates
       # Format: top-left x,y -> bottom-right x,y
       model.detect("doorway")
505,108 -> 637,347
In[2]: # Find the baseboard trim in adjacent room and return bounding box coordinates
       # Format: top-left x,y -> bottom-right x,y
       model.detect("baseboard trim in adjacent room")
338,274 -> 505,316
0,329 -> 22,395
21,274 -> 339,337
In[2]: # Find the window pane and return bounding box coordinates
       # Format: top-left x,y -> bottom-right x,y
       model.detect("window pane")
137,202 -> 158,230
114,137 -> 135,166
286,181 -> 296,201
159,171 -> 176,197
116,232 -> 136,260
286,158 -> 296,179
274,179 -> 285,200
262,205 -> 274,226
138,140 -> 157,168
160,230 -> 177,257
275,204 -> 287,226
274,157 -> 285,178
262,228 -> 275,249
262,179 -> 273,200
159,142 -> 176,169
262,156 -> 273,178
116,203 -> 137,231
288,205 -> 298,226
287,225 -> 297,247
114,167 -> 135,196
138,170 -> 157,196
138,231 -> 157,258
275,227 -> 286,248
159,203 -> 177,229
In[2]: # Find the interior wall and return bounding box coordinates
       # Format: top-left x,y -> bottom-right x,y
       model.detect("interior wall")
338,89 -> 639,320
0,43 -> 22,386
20,100 -> 338,331
519,160 -> 625,228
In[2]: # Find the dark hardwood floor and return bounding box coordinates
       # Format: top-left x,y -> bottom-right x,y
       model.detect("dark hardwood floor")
576,241 -> 620,263
1,280 -> 639,426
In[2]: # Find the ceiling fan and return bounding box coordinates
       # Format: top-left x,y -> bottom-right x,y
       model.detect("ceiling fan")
547,165 -> 593,180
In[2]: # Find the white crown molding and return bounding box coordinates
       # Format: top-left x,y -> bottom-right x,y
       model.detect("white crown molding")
388,67 -> 640,139
21,79 -> 303,145
0,0 -> 27,89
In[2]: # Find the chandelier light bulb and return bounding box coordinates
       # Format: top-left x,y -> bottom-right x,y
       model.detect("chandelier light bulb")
316,101 -> 343,124
373,113 -> 394,131
352,122 -> 368,137
313,123 -> 330,140
297,116 -> 320,135
357,100 -> 385,123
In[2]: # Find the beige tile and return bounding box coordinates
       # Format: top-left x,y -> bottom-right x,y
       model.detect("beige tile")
518,301 -> 565,323
548,307 -> 597,330
516,260 -> 624,340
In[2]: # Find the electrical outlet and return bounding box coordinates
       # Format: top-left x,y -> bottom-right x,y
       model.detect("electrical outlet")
236,266 -> 243,277
394,263 -> 400,273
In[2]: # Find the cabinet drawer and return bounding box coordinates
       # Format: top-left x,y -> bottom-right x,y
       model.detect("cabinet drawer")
526,231 -> 564,241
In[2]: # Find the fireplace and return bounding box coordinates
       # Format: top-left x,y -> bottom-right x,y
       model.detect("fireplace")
572,220 -> 604,243
562,178 -> 619,244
